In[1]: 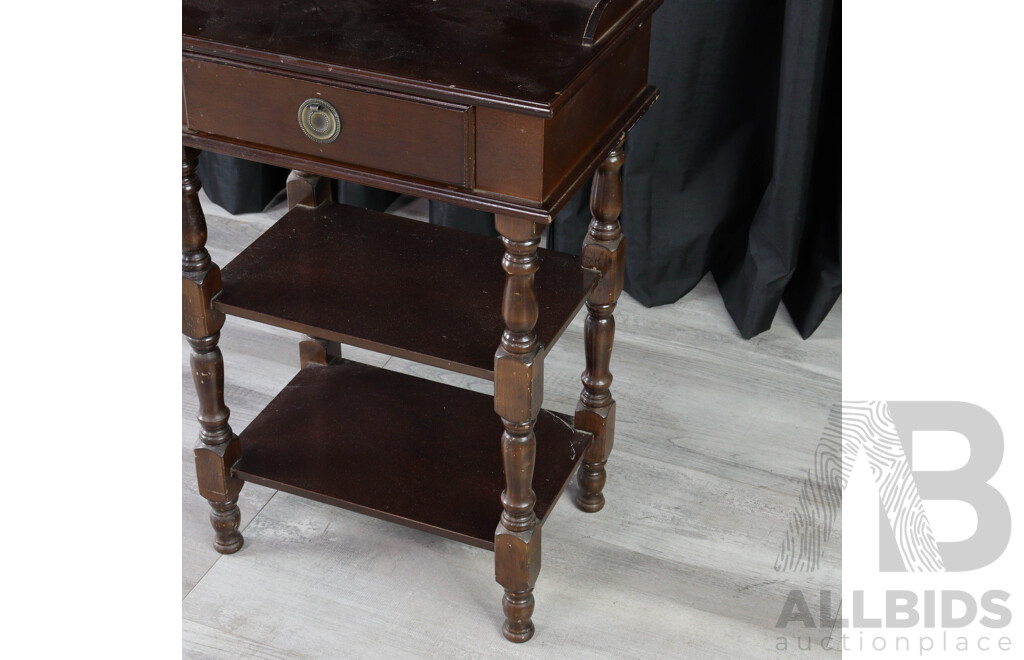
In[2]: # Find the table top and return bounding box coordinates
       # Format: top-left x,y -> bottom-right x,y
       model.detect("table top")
183,0 -> 659,114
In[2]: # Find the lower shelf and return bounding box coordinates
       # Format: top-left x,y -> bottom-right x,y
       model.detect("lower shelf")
232,359 -> 591,550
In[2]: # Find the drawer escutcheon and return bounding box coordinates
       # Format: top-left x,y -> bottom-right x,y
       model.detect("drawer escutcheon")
298,98 -> 342,144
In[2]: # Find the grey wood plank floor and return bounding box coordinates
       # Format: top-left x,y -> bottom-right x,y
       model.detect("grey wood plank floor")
182,192 -> 841,659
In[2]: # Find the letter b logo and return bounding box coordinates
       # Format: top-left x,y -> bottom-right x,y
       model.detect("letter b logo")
881,402 -> 1011,571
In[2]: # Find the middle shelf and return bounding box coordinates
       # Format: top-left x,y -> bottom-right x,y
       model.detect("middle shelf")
214,202 -> 601,380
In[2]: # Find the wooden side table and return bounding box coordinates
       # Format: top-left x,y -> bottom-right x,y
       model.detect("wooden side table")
182,0 -> 661,642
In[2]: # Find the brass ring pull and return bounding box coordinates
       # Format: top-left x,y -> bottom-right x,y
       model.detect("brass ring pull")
298,98 -> 341,144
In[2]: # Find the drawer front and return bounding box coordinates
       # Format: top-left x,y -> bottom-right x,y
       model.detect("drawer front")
183,59 -> 473,187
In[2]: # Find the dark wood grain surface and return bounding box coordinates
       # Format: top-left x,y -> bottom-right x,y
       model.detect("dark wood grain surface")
182,0 -> 661,114
214,202 -> 600,379
232,358 -> 591,549
182,85 -> 657,221
183,59 -> 473,187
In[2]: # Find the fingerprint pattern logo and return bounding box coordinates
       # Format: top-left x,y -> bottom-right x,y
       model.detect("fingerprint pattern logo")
774,403 -> 843,572
842,401 -> 944,571
776,401 -> 945,572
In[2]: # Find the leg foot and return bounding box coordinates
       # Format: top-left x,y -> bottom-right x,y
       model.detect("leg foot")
495,525 -> 541,644
575,462 -> 606,512
574,401 -> 615,512
209,498 -> 244,554
502,590 -> 536,642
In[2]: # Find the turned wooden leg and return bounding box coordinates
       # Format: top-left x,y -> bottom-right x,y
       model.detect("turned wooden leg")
493,215 -> 545,643
287,170 -> 339,369
575,134 -> 627,514
183,146 -> 244,554
286,169 -> 332,209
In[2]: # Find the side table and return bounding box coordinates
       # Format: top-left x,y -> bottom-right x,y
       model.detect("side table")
182,0 -> 661,642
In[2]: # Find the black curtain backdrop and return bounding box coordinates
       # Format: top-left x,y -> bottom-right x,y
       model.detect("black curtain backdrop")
198,0 -> 840,339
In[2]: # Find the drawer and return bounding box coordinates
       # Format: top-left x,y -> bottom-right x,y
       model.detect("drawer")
182,58 -> 474,188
